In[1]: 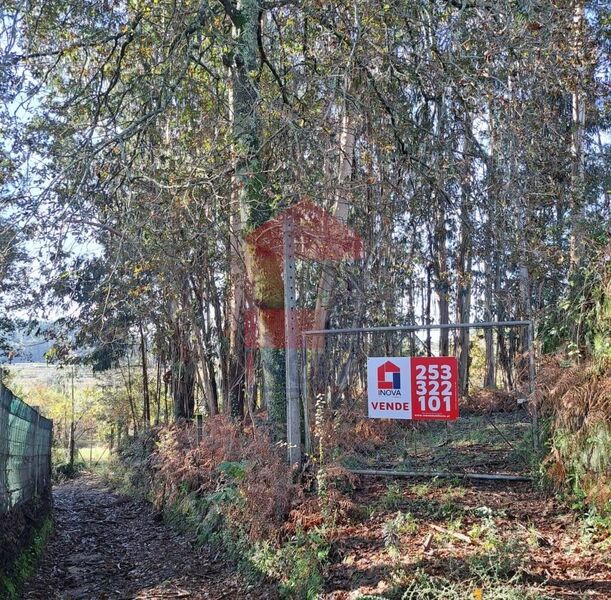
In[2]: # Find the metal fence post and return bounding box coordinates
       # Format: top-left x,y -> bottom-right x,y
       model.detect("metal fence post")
301,333 -> 311,455
528,320 -> 538,454
32,407 -> 40,499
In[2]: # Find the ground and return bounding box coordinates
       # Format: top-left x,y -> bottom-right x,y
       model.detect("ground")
20,473 -> 611,599
318,476 -> 611,599
23,475 -> 277,600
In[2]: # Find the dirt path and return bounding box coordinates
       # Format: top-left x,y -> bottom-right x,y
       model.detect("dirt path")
23,475 -> 276,600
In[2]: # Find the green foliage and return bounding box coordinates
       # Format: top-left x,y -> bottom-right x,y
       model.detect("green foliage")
579,506 -> 611,549
379,482 -> 404,510
217,460 -> 247,481
0,516 -> 53,600
398,569 -> 551,600
382,511 -> 418,555
410,482 -> 432,498
54,460 -> 86,479
541,230 -> 610,359
251,528 -> 330,599
467,506 -> 502,548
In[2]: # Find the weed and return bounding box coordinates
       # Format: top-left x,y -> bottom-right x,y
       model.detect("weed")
580,506 -> 611,549
441,486 -> 467,502
411,482 -> 431,498
54,460 -> 86,480
467,539 -> 528,582
525,524 -> 542,550
251,527 -> 330,599
379,482 -> 404,510
398,569 -> 552,599
398,497 -> 464,522
0,516 -> 53,600
383,511 -> 418,555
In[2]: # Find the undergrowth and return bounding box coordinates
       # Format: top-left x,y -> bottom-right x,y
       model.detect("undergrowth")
106,418 -> 331,599
536,356 -> 611,514
0,516 -> 53,600
356,538 -> 551,600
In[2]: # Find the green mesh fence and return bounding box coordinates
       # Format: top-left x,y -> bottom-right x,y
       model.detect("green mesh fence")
0,382 -> 52,513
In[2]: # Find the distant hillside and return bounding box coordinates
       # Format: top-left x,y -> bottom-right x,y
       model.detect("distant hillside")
5,362 -> 98,391
5,322 -> 54,363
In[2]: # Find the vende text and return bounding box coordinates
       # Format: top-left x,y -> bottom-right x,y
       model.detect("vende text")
371,402 -> 410,411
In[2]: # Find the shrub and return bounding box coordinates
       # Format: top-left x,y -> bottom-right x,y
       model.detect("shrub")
537,357 -> 611,511
112,419 -> 330,598
151,417 -> 298,542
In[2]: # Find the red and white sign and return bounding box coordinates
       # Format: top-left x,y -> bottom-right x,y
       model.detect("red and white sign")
367,357 -> 412,419
367,356 -> 458,421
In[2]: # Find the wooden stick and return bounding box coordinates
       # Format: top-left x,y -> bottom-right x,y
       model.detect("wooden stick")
430,523 -> 474,544
422,532 -> 434,551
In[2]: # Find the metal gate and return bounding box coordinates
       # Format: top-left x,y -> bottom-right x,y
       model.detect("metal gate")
301,322 -> 537,480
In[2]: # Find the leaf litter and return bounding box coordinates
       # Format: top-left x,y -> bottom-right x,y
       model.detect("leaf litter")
23,474 -> 277,600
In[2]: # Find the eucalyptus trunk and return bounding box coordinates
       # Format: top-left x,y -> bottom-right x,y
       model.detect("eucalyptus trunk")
455,148 -> 473,397
227,0 -> 264,420
569,0 -> 587,274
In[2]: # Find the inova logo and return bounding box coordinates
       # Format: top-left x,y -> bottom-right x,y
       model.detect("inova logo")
377,361 -> 401,395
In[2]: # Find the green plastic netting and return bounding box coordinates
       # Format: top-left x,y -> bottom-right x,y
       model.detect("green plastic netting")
0,383 -> 52,513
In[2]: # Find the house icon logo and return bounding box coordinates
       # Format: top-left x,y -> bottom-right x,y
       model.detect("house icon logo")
377,361 -> 401,391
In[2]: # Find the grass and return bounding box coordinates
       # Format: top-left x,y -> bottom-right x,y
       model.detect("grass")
340,411 -> 535,476
379,483 -> 404,510
77,444 -> 110,468
53,445 -> 111,481
0,516 -> 53,600
359,537 -> 550,600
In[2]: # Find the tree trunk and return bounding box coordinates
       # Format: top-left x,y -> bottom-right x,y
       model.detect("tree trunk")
455,153 -> 473,397
227,0 -> 264,420
429,95 -> 449,355
310,84 -> 357,397
425,265 -> 432,356
249,246 -> 286,440
483,263 -> 496,388
569,0 -> 587,273
312,86 -> 357,337
139,321 -> 150,428
484,96 -> 498,388
125,354 -> 139,434
434,204 -> 450,356
172,323 -> 196,420
155,356 -> 161,425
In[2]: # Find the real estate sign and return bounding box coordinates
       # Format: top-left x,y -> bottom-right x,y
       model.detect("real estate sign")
366,356 -> 459,421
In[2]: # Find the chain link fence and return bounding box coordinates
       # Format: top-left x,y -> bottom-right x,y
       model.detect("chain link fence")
303,322 -> 537,479
0,382 -> 53,513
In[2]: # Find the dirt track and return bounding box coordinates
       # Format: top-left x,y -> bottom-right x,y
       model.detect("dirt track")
23,475 -> 276,600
